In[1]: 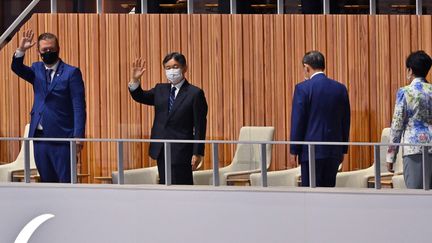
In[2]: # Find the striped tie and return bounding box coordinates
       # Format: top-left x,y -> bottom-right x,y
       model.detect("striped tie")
168,87 -> 176,113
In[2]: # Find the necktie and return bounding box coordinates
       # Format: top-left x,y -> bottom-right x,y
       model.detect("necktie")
168,87 -> 176,113
40,69 -> 52,129
46,69 -> 53,89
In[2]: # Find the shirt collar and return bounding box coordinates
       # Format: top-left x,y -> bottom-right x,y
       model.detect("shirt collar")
171,79 -> 186,90
44,60 -> 60,73
410,77 -> 425,85
310,71 -> 325,79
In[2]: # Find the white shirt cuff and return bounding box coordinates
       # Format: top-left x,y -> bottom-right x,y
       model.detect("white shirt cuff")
15,49 -> 25,58
128,81 -> 140,91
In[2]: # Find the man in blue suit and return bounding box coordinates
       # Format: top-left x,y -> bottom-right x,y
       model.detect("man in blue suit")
289,51 -> 350,187
11,30 -> 86,183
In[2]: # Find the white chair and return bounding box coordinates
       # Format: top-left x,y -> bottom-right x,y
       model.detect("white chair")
193,126 -> 275,185
250,166 -> 301,187
392,174 -> 407,189
0,124 -> 37,182
250,160 -> 344,187
112,166 -> 159,184
336,128 -> 402,188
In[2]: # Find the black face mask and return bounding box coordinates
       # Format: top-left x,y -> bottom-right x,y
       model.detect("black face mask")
40,51 -> 59,65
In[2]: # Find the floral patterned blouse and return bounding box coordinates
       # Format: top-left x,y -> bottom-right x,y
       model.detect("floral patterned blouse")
387,78 -> 432,163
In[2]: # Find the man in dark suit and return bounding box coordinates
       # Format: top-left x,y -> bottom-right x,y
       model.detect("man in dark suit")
11,30 -> 86,183
128,52 -> 208,185
289,51 -> 350,187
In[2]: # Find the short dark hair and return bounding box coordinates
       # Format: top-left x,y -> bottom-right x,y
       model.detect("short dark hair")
162,52 -> 187,67
302,51 -> 325,70
37,32 -> 59,49
406,51 -> 432,78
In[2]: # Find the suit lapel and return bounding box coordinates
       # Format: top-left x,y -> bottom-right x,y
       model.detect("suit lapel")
168,80 -> 189,119
47,60 -> 64,94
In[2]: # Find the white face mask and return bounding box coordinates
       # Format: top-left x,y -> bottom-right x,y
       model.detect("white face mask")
165,68 -> 183,84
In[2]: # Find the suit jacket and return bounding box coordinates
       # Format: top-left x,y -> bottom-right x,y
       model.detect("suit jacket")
130,80 -> 208,164
387,78 -> 432,162
11,55 -> 86,138
290,73 -> 350,162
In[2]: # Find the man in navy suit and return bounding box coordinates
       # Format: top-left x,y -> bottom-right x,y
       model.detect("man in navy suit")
128,53 -> 207,185
11,30 -> 86,183
289,51 -> 350,187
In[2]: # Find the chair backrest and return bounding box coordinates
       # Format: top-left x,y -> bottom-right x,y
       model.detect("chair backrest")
230,126 -> 275,171
14,124 -> 37,169
0,124 -> 37,182
380,128 -> 403,173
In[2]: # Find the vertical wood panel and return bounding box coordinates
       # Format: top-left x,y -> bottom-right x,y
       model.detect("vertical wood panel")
126,15 -> 142,169
119,14 -> 129,170
106,14 -> 121,176
231,15 -> 244,168
220,15 -> 234,169
273,15 -> 287,170
86,14 -> 101,182
98,14 -> 109,180
2,14 -> 430,179
77,14 -> 89,182
139,14 -> 152,168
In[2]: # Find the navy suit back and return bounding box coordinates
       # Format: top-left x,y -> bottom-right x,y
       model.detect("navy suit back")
290,73 -> 350,162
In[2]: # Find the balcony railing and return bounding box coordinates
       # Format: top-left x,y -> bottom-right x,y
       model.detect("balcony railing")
0,136 -> 430,190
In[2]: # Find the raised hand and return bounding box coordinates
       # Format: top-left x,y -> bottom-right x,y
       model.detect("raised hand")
191,155 -> 203,171
18,29 -> 36,52
288,154 -> 298,168
131,58 -> 146,82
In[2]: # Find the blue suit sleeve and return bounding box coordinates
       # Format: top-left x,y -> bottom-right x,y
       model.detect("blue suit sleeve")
290,85 -> 308,155
11,55 -> 35,84
342,87 -> 350,154
69,68 -> 86,138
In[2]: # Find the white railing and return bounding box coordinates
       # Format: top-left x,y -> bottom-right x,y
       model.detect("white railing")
0,137 -> 431,190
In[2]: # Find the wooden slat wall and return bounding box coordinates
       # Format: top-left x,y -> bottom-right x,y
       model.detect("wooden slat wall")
1,14 -> 430,182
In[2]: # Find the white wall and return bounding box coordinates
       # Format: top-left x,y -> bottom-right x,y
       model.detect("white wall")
0,184 -> 431,243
